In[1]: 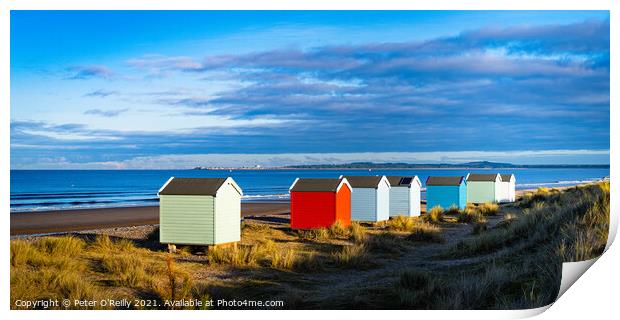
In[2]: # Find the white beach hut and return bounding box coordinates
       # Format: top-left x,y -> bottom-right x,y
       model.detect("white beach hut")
386,176 -> 422,217
340,175 -> 391,222
498,174 -> 516,202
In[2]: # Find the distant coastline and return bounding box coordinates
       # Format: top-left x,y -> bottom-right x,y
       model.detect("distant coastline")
193,161 -> 610,171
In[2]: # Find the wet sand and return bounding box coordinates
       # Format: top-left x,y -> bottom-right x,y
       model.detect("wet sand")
10,202 -> 290,236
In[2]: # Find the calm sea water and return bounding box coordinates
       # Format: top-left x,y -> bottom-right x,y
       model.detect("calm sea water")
10,168 -> 609,212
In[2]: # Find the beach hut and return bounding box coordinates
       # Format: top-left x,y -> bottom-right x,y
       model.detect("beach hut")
386,176 -> 422,217
498,174 -> 516,202
426,176 -> 467,210
289,178 -> 352,229
466,173 -> 502,204
340,175 -> 391,222
158,177 -> 243,252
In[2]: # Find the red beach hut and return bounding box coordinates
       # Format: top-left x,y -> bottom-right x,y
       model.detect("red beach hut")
289,178 -> 352,229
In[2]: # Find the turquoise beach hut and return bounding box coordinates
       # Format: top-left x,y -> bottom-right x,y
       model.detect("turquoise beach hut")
425,176 -> 467,210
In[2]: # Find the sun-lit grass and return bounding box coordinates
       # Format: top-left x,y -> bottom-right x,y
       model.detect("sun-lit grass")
443,182 -> 609,260
298,228 -> 330,241
407,223 -> 445,243
477,203 -> 500,216
207,245 -> 259,268
101,253 -> 152,287
424,206 -> 445,223
271,249 -> 297,270
385,216 -> 416,231
349,222 -> 366,243
456,208 -> 487,224
10,236 -> 106,309
90,234 -> 135,253
298,221 -> 366,243
329,220 -> 350,238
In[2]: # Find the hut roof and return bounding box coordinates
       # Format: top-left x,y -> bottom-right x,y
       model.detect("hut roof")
426,176 -> 464,186
466,173 -> 501,182
386,176 -> 420,187
500,174 -> 515,182
341,176 -> 388,188
159,177 -> 228,196
290,178 -> 350,192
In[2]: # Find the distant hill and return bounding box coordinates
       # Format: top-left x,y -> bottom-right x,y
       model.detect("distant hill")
285,161 -> 609,169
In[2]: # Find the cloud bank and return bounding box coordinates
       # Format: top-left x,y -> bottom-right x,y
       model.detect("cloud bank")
11,18 -> 610,169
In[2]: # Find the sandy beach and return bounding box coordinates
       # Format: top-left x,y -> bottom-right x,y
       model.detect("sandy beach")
10,202 -> 290,236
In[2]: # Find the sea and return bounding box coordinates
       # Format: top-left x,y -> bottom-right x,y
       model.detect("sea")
10,168 -> 610,213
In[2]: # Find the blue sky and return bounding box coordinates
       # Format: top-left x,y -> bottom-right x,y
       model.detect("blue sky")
10,11 -> 610,169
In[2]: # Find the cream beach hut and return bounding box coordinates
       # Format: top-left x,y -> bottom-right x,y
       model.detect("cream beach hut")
386,176 -> 422,217
466,173 -> 502,204
498,174 -> 516,202
158,177 -> 243,252
340,175 -> 391,222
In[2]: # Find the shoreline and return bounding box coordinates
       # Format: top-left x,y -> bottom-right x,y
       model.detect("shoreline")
10,202 -> 289,236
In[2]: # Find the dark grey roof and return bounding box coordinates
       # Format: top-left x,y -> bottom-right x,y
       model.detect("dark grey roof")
500,174 -> 515,182
341,176 -> 385,188
159,178 -> 227,196
467,173 -> 500,182
386,176 -> 418,187
426,176 -> 464,186
290,178 -> 344,192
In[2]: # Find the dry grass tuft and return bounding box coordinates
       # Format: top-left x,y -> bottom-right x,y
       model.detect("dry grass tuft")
424,206 -> 445,223
328,220 -> 350,238
457,208 -> 487,224
10,236 -> 105,309
90,234 -> 135,253
444,206 -> 462,216
37,236 -> 85,256
101,253 -> 151,288
477,203 -> 500,216
407,223 -> 445,243
207,245 -> 259,268
349,222 -> 366,243
271,249 -> 297,270
298,228 -> 330,241
385,216 -> 417,232
331,244 -> 369,269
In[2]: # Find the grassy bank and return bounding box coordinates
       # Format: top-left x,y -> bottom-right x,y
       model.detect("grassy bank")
10,182 -> 609,310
